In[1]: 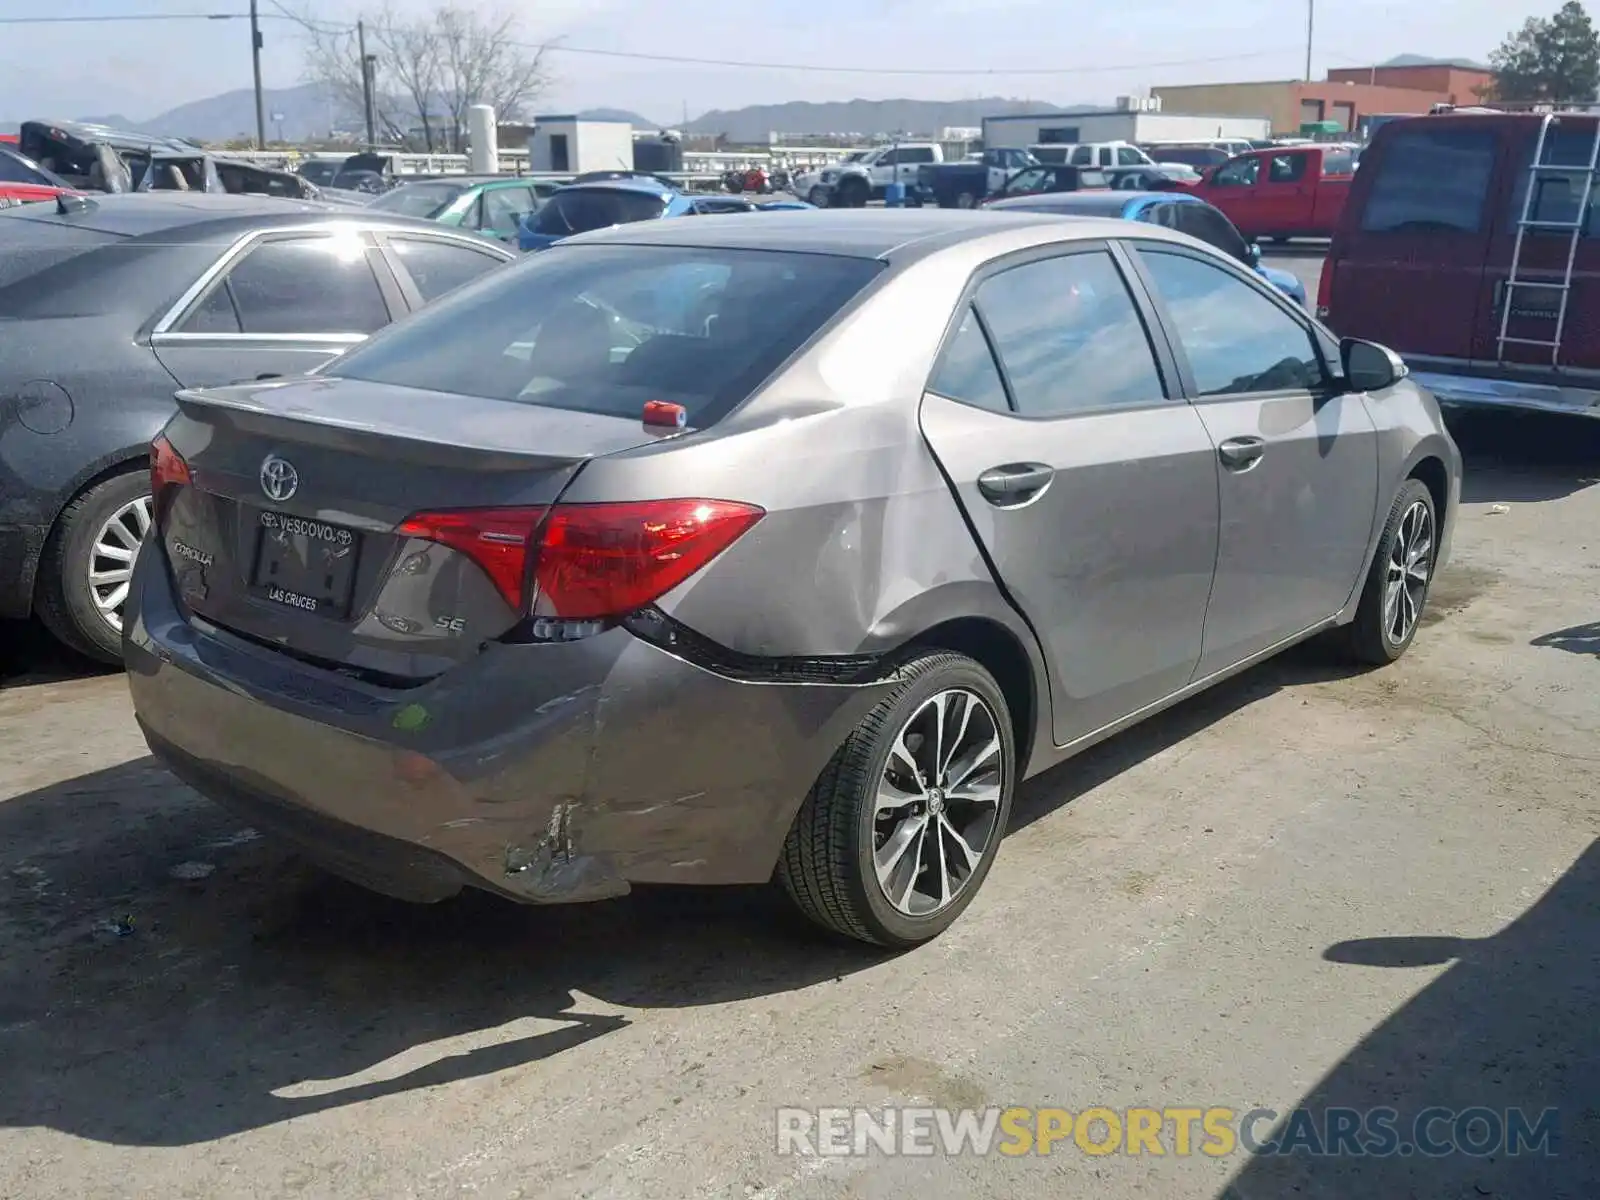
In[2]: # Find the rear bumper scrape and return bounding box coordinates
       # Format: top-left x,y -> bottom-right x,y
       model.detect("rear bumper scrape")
125,549 -> 898,904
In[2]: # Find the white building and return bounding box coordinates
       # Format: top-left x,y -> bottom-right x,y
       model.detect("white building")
982,97 -> 1270,150
525,116 -> 635,174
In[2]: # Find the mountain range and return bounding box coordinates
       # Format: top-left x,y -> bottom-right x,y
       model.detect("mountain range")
5,83 -> 1088,145
5,54 -> 1486,146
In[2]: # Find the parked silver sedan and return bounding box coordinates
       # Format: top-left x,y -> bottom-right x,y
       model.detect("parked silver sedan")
125,210 -> 1461,947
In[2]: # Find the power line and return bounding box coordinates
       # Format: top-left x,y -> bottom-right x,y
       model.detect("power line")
4,10 -> 1315,76
0,11 -> 293,23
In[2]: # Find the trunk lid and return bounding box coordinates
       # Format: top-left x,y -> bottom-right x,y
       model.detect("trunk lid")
157,376 -> 665,680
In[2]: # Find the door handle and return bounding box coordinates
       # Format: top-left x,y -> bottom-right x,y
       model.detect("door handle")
977,462 -> 1055,505
1217,436 -> 1265,470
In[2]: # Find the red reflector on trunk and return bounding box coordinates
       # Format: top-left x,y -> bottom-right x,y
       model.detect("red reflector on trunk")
642,400 -> 688,428
395,507 -> 547,612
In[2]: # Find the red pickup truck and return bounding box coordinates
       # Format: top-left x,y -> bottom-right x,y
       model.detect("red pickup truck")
1181,144 -> 1357,241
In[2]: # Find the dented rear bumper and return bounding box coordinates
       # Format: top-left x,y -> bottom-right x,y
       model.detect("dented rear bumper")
124,542 -> 894,904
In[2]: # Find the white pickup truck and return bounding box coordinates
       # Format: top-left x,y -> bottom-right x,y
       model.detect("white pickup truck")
805,142 -> 945,207
1028,140 -> 1160,168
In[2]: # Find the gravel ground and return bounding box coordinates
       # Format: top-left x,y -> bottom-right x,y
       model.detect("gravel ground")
0,253 -> 1595,1197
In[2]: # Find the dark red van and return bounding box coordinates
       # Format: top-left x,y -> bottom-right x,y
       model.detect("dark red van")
1322,107 -> 1600,417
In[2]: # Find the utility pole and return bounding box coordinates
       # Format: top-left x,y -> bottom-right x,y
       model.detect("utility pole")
1304,0 -> 1314,82
249,0 -> 266,149
358,19 -> 377,151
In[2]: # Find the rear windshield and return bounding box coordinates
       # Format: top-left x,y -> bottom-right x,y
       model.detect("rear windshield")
370,182 -> 466,219
326,243 -> 883,426
1150,146 -> 1226,167
0,211 -> 121,292
532,188 -> 668,236
1360,126 -> 1497,234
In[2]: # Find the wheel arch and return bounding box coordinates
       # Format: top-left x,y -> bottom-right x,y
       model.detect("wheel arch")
26,447 -> 150,613
898,615 -> 1043,778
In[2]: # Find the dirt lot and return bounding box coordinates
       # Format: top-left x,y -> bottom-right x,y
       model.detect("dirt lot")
1,406 -> 1597,1199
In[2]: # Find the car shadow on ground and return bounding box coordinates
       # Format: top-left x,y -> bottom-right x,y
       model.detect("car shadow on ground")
0,619 -> 113,687
0,632 -> 1375,1150
0,752 -> 889,1147
1450,411 -> 1600,504
1222,839 -> 1599,1199
1532,621 -> 1600,657
1008,639 -> 1367,834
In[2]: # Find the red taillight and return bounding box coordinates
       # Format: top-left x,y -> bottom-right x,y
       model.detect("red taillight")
395,499 -> 764,620
149,433 -> 191,523
395,506 -> 548,612
535,499 -> 764,619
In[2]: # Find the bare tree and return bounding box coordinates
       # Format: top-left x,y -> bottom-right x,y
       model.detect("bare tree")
294,3 -> 550,151
435,7 -> 551,151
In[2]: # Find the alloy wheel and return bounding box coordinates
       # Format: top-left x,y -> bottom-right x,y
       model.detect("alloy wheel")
1383,499 -> 1433,645
873,688 -> 1005,917
88,494 -> 152,634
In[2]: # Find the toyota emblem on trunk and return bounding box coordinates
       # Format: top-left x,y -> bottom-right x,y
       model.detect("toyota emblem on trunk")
260,455 -> 299,502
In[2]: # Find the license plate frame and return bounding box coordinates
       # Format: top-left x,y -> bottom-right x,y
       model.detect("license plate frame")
250,509 -> 361,618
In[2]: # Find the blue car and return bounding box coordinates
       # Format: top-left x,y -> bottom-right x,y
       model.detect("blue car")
981,189 -> 1308,307
519,176 -> 813,251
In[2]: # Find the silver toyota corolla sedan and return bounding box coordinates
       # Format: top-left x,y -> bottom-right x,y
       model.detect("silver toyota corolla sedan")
125,210 -> 1462,948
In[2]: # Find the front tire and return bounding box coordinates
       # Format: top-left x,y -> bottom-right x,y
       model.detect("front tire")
778,652 -> 1015,948
954,190 -> 978,209
809,185 -> 829,208
1339,478 -> 1437,666
34,471 -> 152,665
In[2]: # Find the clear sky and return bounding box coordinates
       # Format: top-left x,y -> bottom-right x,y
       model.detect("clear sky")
0,0 -> 1545,124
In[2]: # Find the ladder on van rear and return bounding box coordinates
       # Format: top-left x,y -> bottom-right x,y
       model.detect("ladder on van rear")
1498,112 -> 1600,365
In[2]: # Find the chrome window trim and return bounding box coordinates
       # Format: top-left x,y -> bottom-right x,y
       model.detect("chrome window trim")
151,220 -> 514,336
149,331 -> 368,346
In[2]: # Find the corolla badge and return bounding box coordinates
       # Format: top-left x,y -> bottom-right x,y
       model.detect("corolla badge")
259,454 -> 299,503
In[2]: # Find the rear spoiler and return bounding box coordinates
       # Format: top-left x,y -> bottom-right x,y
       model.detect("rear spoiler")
172,383 -> 656,471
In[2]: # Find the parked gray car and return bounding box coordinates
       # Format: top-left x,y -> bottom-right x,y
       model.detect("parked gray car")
124,210 -> 1462,947
0,193 -> 517,664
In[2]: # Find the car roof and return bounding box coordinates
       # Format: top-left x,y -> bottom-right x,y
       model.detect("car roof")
558,207 -> 1189,262
988,191 -> 1198,217
0,191 -> 486,243
557,177 -> 676,198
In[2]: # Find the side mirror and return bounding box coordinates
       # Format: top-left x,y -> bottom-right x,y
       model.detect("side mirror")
1247,242 -> 1262,267
1340,337 -> 1408,392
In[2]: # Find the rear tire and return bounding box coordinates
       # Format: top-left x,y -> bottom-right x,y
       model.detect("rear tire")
1337,478 -> 1437,666
809,185 -> 829,208
837,176 -> 870,208
777,652 -> 1015,948
955,190 -> 978,209
34,471 -> 151,666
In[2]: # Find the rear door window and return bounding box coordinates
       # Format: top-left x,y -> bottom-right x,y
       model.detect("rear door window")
1508,124 -> 1600,236
974,249 -> 1168,416
325,244 -> 883,427
1174,203 -> 1252,262
1360,126 -> 1497,233
387,236 -> 507,303
928,306 -> 1011,413
1137,248 -> 1324,395
481,187 -> 535,238
1268,153 -> 1308,183
215,234 -> 390,334
1212,156 -> 1261,187
532,188 -> 668,236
